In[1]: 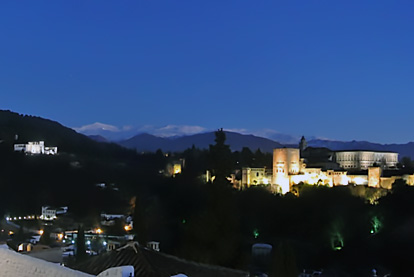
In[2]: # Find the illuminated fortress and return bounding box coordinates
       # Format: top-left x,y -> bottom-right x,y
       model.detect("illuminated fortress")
241,138 -> 414,194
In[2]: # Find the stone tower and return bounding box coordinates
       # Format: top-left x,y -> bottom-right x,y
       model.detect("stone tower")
299,136 -> 307,153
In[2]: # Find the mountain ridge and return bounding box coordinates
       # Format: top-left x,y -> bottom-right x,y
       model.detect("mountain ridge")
118,131 -> 284,153
114,132 -> 414,159
2,109 -> 414,159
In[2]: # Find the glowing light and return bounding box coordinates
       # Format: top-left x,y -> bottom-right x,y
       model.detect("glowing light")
87,240 -> 91,245
370,216 -> 382,234
58,233 -> 64,240
275,175 -> 290,194
331,232 -> 344,251
39,230 -> 44,235
173,164 -> 182,174
353,177 -> 366,185
103,241 -> 107,246
9,231 -> 14,235
72,240 -> 75,244
124,225 -> 132,231
96,228 -> 103,234
253,229 -> 259,239
262,178 -> 269,185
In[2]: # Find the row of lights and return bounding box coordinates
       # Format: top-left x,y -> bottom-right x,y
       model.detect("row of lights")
6,216 -> 37,221
61,238 -> 108,247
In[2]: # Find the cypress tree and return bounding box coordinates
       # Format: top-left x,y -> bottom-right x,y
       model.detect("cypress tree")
76,224 -> 87,262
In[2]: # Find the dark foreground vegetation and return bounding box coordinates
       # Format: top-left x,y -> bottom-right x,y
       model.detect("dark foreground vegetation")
1,111 -> 414,276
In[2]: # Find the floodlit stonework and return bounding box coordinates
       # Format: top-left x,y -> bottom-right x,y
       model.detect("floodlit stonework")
267,145 -> 412,194
241,167 -> 271,188
335,151 -> 398,170
272,148 -> 302,193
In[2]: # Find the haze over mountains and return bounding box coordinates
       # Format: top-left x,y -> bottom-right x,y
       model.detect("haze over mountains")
73,122 -> 302,144
73,122 -> 414,159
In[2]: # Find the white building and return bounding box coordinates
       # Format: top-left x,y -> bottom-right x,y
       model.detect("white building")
14,141 -> 58,155
335,151 -> 398,170
40,206 -> 68,220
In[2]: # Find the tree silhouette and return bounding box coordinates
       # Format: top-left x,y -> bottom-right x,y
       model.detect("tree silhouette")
76,224 -> 87,263
133,195 -> 148,245
209,129 -> 233,186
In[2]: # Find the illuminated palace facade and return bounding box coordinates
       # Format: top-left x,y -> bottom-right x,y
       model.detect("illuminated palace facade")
241,145 -> 414,194
272,147 -> 414,194
335,151 -> 398,170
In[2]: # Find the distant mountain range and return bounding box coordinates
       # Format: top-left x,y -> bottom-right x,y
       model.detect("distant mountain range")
117,132 -> 284,153
109,132 -> 414,159
2,109 -> 414,159
74,122 -> 304,144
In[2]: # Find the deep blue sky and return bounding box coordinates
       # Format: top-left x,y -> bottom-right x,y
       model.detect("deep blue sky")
1,1 -> 414,143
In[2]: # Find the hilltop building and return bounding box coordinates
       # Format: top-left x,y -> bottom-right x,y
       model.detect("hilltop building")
239,137 -> 408,194
272,148 -> 303,193
14,141 -> 57,155
241,167 -> 272,188
335,150 -> 398,170
40,206 -> 68,220
165,158 -> 185,177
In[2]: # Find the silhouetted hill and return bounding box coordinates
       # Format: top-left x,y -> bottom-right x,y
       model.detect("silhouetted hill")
118,131 -> 283,152
0,110 -> 136,160
0,110 -> 161,218
308,139 -> 414,159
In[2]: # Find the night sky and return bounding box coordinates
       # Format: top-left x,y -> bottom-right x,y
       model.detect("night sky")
1,1 -> 414,143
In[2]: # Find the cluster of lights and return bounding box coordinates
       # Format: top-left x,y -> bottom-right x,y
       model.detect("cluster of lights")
6,215 -> 36,221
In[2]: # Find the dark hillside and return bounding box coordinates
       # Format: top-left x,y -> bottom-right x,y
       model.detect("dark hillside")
0,110 -> 136,161
0,110 -> 169,219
